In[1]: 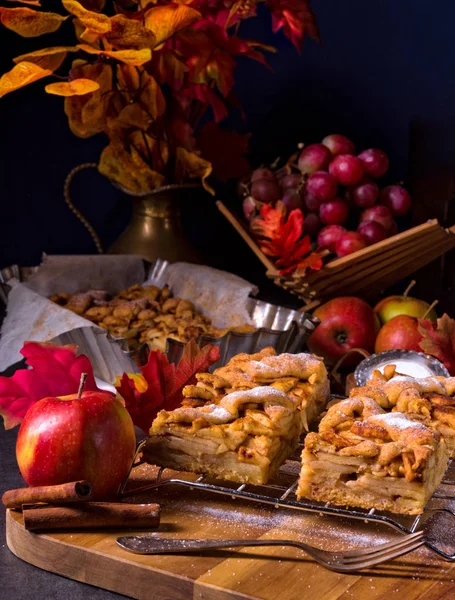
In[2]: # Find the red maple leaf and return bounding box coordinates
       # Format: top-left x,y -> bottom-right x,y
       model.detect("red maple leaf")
266,0 -> 320,50
115,340 -> 220,433
0,342 -> 105,430
418,314 -> 455,375
250,200 -> 324,276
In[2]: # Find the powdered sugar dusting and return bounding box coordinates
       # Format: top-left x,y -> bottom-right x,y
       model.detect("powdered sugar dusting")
370,412 -> 427,431
224,387 -> 289,402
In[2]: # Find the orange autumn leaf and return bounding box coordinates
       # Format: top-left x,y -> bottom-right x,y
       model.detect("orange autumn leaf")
176,147 -> 214,194
98,142 -> 165,194
77,0 -> 106,10
107,14 -> 156,50
138,72 -> 165,118
0,7 -> 67,37
0,61 -> 51,98
64,62 -> 112,136
115,103 -> 152,130
77,44 -> 152,66
62,0 -> 111,33
145,4 -> 201,47
45,78 -> 101,96
6,0 -> 41,6
13,46 -> 78,72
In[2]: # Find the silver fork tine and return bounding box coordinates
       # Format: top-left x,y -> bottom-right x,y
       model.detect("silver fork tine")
338,531 -> 424,560
336,538 -> 425,572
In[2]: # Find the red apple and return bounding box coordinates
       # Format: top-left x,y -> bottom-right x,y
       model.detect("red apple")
374,315 -> 423,353
307,297 -> 380,365
16,391 -> 136,499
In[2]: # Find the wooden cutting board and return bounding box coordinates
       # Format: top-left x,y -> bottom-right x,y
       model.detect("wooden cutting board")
6,463 -> 455,600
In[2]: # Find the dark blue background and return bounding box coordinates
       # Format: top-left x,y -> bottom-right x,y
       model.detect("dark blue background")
1,1 -> 454,274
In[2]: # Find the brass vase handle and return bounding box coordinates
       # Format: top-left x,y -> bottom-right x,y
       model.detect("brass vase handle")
64,163 -> 104,254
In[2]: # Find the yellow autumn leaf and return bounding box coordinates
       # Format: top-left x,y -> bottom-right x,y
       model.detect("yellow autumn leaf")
13,46 -> 78,72
6,0 -> 41,6
63,62 -> 112,136
115,103 -> 152,130
0,7 -> 67,37
176,147 -> 214,194
99,142 -> 165,194
77,44 -> 152,66
107,14 -> 156,50
144,4 -> 201,47
0,61 -> 52,98
62,0 -> 111,34
45,79 -> 100,96
138,72 -> 165,118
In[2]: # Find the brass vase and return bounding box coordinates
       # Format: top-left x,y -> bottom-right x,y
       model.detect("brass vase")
107,184 -> 203,264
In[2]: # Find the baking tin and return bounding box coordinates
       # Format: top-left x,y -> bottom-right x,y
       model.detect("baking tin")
1,261 -> 319,381
354,349 -> 450,387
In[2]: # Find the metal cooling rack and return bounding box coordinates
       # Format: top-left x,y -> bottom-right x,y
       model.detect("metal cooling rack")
120,440 -> 455,561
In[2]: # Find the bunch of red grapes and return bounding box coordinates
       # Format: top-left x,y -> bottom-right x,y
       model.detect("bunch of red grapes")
241,134 -> 412,258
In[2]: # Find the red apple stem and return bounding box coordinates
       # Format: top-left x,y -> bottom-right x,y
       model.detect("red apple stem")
403,280 -> 416,299
77,373 -> 88,399
422,300 -> 439,320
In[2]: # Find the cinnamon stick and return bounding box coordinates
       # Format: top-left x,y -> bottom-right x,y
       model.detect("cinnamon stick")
22,502 -> 161,531
2,481 -> 93,509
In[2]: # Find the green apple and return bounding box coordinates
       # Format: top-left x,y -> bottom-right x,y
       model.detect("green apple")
374,281 -> 437,325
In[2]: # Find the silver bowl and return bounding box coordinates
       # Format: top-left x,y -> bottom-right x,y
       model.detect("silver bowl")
354,350 -> 449,387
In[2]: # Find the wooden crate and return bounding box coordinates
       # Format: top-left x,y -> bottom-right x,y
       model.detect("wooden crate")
217,201 -> 455,309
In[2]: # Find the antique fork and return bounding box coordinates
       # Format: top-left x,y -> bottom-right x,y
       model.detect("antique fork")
117,531 -> 425,573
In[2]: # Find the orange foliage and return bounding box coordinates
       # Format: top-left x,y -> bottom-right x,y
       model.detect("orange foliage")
1,0 -> 319,192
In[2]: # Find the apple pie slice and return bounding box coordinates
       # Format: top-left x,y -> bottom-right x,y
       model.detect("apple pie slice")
210,347 -> 330,430
297,395 -> 449,515
355,366 -> 455,456
143,386 -> 301,485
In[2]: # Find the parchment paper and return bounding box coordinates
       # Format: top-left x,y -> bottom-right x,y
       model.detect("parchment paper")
146,262 -> 258,328
0,255 -> 257,371
0,255 -> 144,371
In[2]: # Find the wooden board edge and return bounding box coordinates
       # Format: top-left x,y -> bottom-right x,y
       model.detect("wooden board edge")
6,510 -> 194,600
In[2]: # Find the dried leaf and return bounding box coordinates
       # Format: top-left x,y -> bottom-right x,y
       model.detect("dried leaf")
145,4 -> 201,47
197,122 -> 251,181
418,314 -> 455,375
115,340 -> 220,433
77,0 -> 106,10
98,142 -> 165,193
77,44 -> 152,66
266,0 -> 320,50
0,61 -> 51,98
0,342 -> 105,430
176,146 -> 214,194
64,61 -> 112,137
62,0 -> 111,33
107,14 -> 156,50
45,78 -> 100,96
138,72 -> 165,118
0,7 -> 67,37
5,0 -> 41,6
13,46 -> 78,72
115,103 -> 152,130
